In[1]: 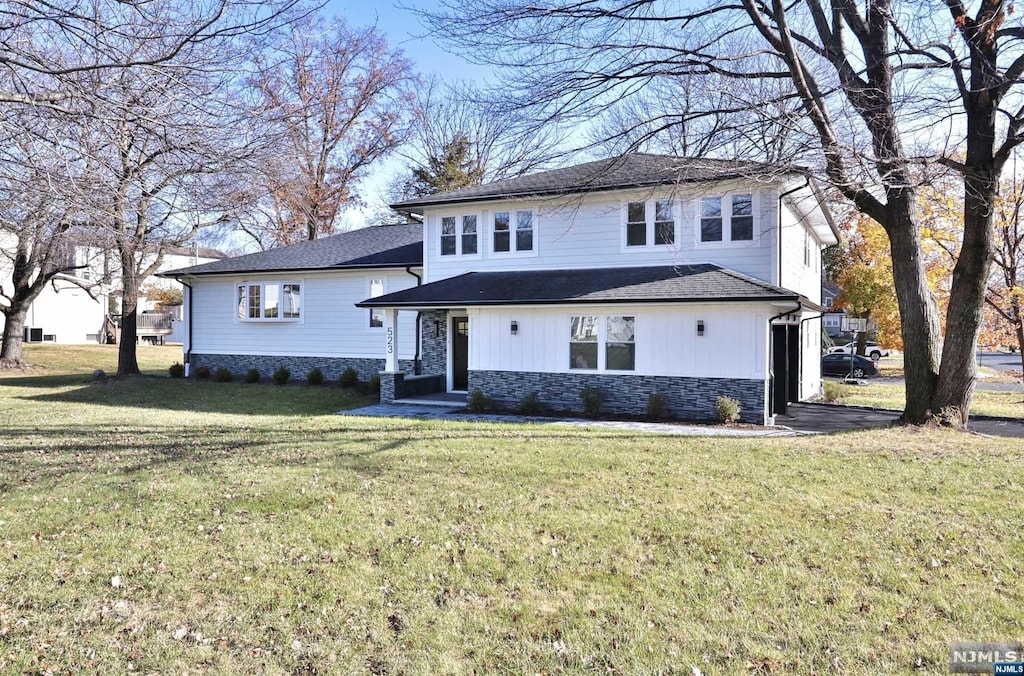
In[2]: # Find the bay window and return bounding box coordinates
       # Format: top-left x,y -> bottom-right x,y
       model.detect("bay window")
236,282 -> 302,321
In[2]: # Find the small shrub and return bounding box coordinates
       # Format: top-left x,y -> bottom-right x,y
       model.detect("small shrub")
715,395 -> 741,424
467,388 -> 493,412
244,368 -> 261,384
647,392 -> 668,420
516,391 -> 543,415
194,365 -> 210,380
272,366 -> 291,385
823,380 -> 848,402
307,367 -> 325,386
168,362 -> 185,378
580,386 -> 603,417
214,367 -> 233,383
367,375 -> 381,392
340,367 -> 360,388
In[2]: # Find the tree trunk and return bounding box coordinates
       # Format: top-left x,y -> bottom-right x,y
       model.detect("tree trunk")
0,307 -> 29,366
117,254 -> 141,376
884,204 -> 943,423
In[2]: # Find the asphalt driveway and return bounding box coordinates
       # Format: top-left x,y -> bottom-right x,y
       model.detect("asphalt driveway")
781,402 -> 1024,438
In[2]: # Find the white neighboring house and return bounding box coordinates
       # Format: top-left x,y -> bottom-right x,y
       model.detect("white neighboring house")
168,154 -> 838,424
0,235 -> 225,345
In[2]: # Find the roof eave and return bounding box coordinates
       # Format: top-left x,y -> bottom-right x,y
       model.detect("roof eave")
357,294 -> 799,309
157,262 -> 423,279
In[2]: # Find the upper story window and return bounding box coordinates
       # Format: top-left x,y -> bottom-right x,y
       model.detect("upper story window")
625,199 -> 675,248
824,296 -> 833,308
368,278 -> 385,328
493,209 -> 535,253
804,230 -> 813,267
569,314 -> 636,371
440,214 -> 481,256
700,193 -> 755,244
236,282 -> 301,322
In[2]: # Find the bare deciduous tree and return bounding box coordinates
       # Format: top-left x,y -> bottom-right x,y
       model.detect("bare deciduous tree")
243,16 -> 416,248
419,0 -> 1024,427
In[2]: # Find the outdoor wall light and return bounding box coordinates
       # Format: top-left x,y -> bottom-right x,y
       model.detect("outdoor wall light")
510,320 -> 519,335
697,320 -> 705,337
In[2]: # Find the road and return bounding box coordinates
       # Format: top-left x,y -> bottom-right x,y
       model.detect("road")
977,352 -> 1023,372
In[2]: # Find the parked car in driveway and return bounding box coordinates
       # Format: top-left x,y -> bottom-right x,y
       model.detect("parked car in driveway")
827,341 -> 889,360
822,353 -> 878,378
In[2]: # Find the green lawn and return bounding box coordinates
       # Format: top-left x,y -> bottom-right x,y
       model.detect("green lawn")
1,346 -> 1022,673
835,381 -> 1024,418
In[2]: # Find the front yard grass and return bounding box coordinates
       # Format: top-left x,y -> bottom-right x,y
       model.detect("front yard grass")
1,346 -> 1022,673
837,381 -> 1024,419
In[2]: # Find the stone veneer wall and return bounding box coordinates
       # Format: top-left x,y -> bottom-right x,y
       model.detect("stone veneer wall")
189,353 -> 414,382
468,370 -> 766,424
419,310 -> 448,376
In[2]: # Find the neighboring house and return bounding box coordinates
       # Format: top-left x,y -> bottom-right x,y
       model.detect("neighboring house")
0,235 -> 224,344
167,154 -> 838,424
822,280 -> 845,339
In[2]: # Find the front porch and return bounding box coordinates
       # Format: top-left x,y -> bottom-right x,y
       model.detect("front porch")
376,308 -> 465,403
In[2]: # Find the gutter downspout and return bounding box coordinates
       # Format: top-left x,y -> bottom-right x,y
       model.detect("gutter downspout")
778,177 -> 811,287
405,265 -> 422,375
174,275 -> 193,377
767,301 -> 803,423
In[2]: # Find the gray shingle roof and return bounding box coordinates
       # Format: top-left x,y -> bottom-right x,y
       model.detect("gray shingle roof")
391,153 -> 798,210
160,223 -> 423,277
357,264 -> 802,308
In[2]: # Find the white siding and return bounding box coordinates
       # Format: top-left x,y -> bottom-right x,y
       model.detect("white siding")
189,269 -> 418,359
423,181 -> 779,285
467,303 -> 771,380
779,202 -> 823,303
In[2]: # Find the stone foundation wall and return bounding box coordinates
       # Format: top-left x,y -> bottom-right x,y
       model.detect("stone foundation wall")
468,370 -> 766,424
189,353 -> 414,383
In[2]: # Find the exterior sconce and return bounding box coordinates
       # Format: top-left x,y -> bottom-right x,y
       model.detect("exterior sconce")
697,320 -> 705,336
510,320 -> 519,335
434,319 -> 440,337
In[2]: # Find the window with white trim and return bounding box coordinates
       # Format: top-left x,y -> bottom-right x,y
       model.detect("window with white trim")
700,193 -> 756,243
625,199 -> 675,248
440,214 -> 482,256
368,278 -> 385,328
441,216 -> 457,256
804,230 -> 812,267
569,315 -> 635,371
493,209 -> 535,253
236,282 -> 302,321
462,215 -> 478,254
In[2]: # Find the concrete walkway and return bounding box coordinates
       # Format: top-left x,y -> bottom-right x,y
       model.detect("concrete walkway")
339,403 -> 800,437
341,401 -> 1024,438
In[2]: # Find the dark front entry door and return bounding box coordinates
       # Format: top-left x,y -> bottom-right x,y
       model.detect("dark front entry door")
452,316 -> 469,390
771,324 -> 789,415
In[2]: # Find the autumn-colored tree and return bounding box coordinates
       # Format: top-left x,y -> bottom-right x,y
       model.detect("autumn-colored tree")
245,17 -> 415,248
986,174 -> 1024,369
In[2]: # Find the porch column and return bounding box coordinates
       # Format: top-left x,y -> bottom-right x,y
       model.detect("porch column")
383,308 -> 399,373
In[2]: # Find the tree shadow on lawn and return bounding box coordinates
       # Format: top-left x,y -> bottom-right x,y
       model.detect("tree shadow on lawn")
13,375 -> 375,416
0,419 -> 695,494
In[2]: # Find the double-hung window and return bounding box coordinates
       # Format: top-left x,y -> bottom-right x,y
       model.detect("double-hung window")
626,199 -> 675,248
700,193 -> 756,243
368,278 -> 385,328
569,315 -> 636,371
236,282 -> 302,322
493,209 -> 535,253
440,214 -> 481,256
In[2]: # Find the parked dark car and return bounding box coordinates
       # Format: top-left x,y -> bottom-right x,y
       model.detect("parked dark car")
822,353 -> 878,378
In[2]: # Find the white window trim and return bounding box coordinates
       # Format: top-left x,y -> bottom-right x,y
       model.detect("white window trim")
489,208 -> 539,257
695,191 -> 760,248
438,212 -> 484,260
568,314 -> 637,373
234,280 -> 304,323
367,277 -> 386,330
620,199 -> 679,251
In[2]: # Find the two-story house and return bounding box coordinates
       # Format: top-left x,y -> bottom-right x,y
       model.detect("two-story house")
167,154 -> 837,424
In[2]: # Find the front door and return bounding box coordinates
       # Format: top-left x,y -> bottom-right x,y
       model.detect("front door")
451,316 -> 469,391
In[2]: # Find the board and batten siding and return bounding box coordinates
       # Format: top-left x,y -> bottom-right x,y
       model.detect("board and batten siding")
422,181 -> 779,285
800,313 -> 823,400
467,303 -> 771,380
188,269 -> 419,359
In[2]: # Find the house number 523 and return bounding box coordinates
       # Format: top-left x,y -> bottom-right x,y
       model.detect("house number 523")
386,327 -> 393,354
